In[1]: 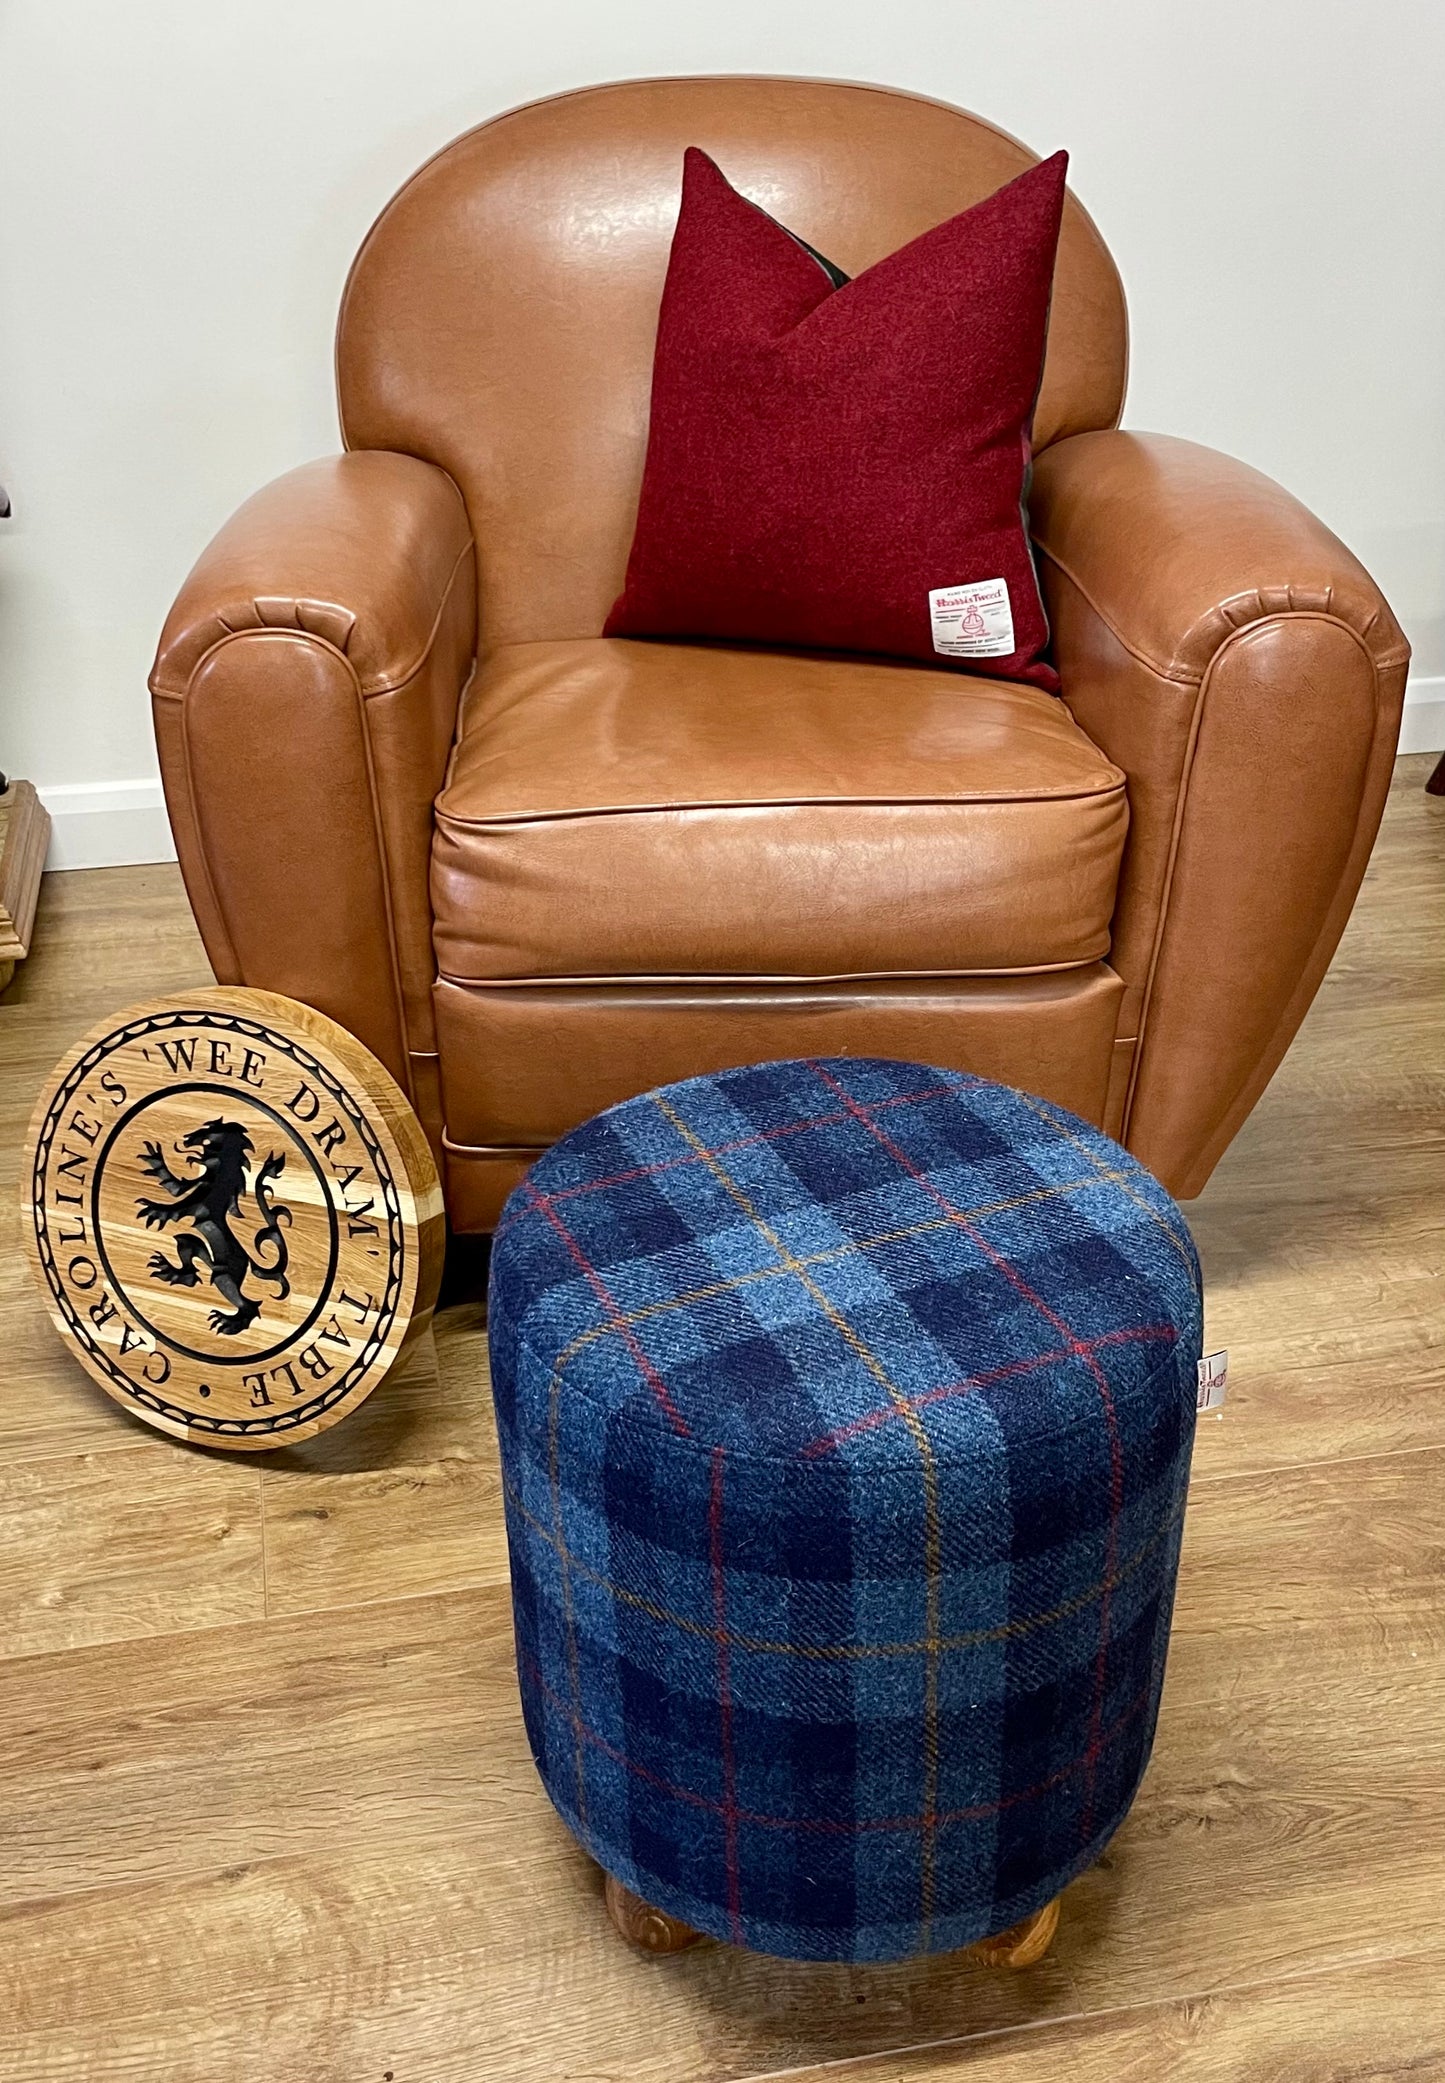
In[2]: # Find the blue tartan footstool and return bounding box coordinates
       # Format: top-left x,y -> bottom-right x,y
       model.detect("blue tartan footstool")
488,1057 -> 1201,1964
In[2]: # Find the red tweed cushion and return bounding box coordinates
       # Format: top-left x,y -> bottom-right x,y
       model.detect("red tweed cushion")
605,147 -> 1069,690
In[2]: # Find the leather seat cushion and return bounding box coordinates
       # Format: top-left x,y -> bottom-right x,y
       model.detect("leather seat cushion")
431,638 -> 1127,982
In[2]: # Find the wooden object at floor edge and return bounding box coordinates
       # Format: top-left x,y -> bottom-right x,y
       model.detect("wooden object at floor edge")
602,1874 -> 1062,1969
0,778 -> 50,993
21,986 -> 445,1450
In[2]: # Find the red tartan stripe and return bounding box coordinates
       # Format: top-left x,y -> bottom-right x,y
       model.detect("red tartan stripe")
708,1448 -> 744,1943
519,1644 -> 1153,1837
522,1179 -> 692,1437
808,1059 -> 1102,1362
648,1079 -> 948,1948
804,1058 -> 1127,1853
493,1080 -> 971,1240
1081,1380 -> 1126,1843
799,1322 -> 1178,1458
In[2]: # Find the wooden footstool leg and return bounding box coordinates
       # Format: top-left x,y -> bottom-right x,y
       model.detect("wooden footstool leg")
604,1872 -> 703,1954
970,1894 -> 1060,1969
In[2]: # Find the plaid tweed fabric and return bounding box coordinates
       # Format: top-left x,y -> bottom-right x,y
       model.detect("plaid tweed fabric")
488,1057 -> 1201,1961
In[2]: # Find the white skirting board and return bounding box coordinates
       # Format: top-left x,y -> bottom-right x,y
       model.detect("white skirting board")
39,780 -> 177,872
35,675 -> 1445,873
1398,675 -> 1445,756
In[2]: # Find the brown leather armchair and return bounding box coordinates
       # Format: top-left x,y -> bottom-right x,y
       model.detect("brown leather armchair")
151,78 -> 1409,1228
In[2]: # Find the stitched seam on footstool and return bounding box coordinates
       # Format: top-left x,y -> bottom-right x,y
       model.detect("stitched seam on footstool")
504,1313 -> 1187,1474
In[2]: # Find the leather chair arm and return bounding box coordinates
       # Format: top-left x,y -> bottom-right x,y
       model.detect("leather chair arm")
1032,431 -> 1408,682
150,453 -> 476,1136
151,452 -> 473,698
1031,430 -> 1409,1195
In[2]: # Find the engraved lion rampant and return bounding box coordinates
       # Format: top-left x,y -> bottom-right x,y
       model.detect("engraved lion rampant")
135,1120 -> 292,1335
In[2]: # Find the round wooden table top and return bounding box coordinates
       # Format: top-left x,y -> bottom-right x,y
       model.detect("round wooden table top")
22,987 -> 445,1450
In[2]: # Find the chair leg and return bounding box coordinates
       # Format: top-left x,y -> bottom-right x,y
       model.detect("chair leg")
970,1894 -> 1061,1969
1427,752 -> 1445,797
604,1872 -> 703,1954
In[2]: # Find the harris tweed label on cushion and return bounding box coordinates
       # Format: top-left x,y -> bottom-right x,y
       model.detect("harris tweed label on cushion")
488,1058 -> 1202,1961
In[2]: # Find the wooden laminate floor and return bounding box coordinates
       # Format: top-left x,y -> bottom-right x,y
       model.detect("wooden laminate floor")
2,757 -> 1443,2082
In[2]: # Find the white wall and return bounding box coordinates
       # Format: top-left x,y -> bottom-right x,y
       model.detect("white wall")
3,0 -> 1443,867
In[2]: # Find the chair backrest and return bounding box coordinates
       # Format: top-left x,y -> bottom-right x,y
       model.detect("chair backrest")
337,76 -> 1127,649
